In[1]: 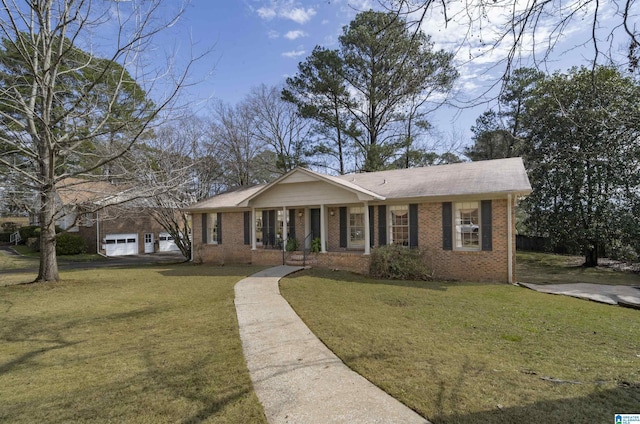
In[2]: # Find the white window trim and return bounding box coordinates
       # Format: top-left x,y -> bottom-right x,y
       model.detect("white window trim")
207,213 -> 218,245
454,201 -> 481,251
389,205 -> 410,247
348,206 -> 365,249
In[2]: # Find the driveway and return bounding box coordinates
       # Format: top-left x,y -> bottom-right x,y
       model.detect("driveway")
519,282 -> 640,308
0,245 -> 186,275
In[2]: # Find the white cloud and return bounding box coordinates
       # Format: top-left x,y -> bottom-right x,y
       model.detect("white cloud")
284,30 -> 307,40
267,30 -> 280,39
280,7 -> 316,24
256,7 -> 276,20
282,49 -> 306,58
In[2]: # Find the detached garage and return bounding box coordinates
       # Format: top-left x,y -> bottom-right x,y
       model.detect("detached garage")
104,233 -> 138,256
158,232 -> 180,252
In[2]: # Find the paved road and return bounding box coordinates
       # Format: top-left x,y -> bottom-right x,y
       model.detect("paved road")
235,265 -> 431,424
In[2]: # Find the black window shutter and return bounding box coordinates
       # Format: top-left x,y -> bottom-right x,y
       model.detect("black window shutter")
201,213 -> 207,244
378,205 -> 387,246
481,200 -> 492,251
262,210 -> 269,246
243,211 -> 250,245
409,204 -> 419,248
288,209 -> 296,240
442,202 -> 452,250
268,210 -> 276,246
216,212 -> 222,244
368,205 -> 375,247
339,206 -> 347,248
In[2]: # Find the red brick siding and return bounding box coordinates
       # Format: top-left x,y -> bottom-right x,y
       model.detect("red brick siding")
191,198 -> 517,283
192,212 -> 251,264
315,251 -> 370,274
417,199 -> 512,282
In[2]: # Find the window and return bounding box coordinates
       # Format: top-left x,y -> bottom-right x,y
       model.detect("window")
389,205 -> 409,246
256,215 -> 264,245
256,210 -> 285,247
207,213 -> 218,244
455,201 -> 480,249
349,207 -> 365,248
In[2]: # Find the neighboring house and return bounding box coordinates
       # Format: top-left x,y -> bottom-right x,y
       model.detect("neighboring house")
45,178 -> 179,256
185,158 -> 532,283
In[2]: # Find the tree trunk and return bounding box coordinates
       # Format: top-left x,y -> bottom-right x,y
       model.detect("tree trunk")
584,244 -> 598,267
35,186 -> 59,282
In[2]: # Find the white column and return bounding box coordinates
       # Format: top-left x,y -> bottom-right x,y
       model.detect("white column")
320,204 -> 327,253
282,206 -> 288,251
363,201 -> 370,255
251,208 -> 257,250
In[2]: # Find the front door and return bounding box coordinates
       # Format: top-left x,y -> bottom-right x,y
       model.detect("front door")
310,208 -> 320,240
144,233 -> 154,253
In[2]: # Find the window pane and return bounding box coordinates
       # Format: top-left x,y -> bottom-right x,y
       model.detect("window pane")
207,213 -> 218,244
390,205 -> 409,246
349,207 -> 364,247
256,215 -> 263,244
455,202 -> 480,249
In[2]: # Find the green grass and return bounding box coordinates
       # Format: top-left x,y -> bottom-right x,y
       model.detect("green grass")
280,268 -> 640,424
0,264 -> 268,423
516,251 -> 640,286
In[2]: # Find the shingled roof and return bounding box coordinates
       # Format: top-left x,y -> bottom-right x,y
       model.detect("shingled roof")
185,157 -> 531,211
335,157 -> 531,199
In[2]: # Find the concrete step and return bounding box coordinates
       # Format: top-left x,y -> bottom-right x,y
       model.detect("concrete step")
285,254 -> 317,267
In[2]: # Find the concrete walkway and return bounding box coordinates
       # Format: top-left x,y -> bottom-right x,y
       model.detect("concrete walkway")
235,265 -> 430,424
519,282 -> 640,308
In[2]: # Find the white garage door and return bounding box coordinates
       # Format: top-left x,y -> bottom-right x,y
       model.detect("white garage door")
104,233 -> 138,256
158,232 -> 180,252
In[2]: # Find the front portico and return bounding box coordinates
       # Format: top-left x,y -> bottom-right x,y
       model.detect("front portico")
239,168 -> 384,256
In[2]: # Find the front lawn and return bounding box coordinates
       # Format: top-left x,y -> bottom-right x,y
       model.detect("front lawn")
517,251 -> 640,286
280,268 -> 640,424
0,264 -> 267,423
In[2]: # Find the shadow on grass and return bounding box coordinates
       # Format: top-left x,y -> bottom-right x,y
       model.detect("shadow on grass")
340,351 -> 639,424
140,350 -> 256,424
285,268 -> 504,291
432,384 -> 640,424
157,263 -> 267,278
0,305 -> 166,376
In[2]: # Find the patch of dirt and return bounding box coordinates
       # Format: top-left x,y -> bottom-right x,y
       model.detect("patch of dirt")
597,259 -> 640,274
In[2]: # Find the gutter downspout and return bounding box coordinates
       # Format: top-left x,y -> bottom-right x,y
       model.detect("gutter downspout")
96,210 -> 107,258
190,213 -> 194,263
507,193 -> 513,284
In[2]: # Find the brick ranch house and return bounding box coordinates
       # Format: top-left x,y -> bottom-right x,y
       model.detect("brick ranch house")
186,158 -> 532,283
47,178 -> 180,256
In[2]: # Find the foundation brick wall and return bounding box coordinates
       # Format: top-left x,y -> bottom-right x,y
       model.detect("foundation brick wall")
315,251 -> 370,274
192,197 -> 517,283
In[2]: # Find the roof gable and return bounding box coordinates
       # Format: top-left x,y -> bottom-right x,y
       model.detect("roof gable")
237,167 -> 385,207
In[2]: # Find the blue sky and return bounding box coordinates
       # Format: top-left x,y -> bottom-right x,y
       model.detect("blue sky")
152,0 -> 625,148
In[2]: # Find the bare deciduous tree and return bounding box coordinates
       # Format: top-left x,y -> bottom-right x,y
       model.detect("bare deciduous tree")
388,0 -> 639,76
0,0 -> 201,282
